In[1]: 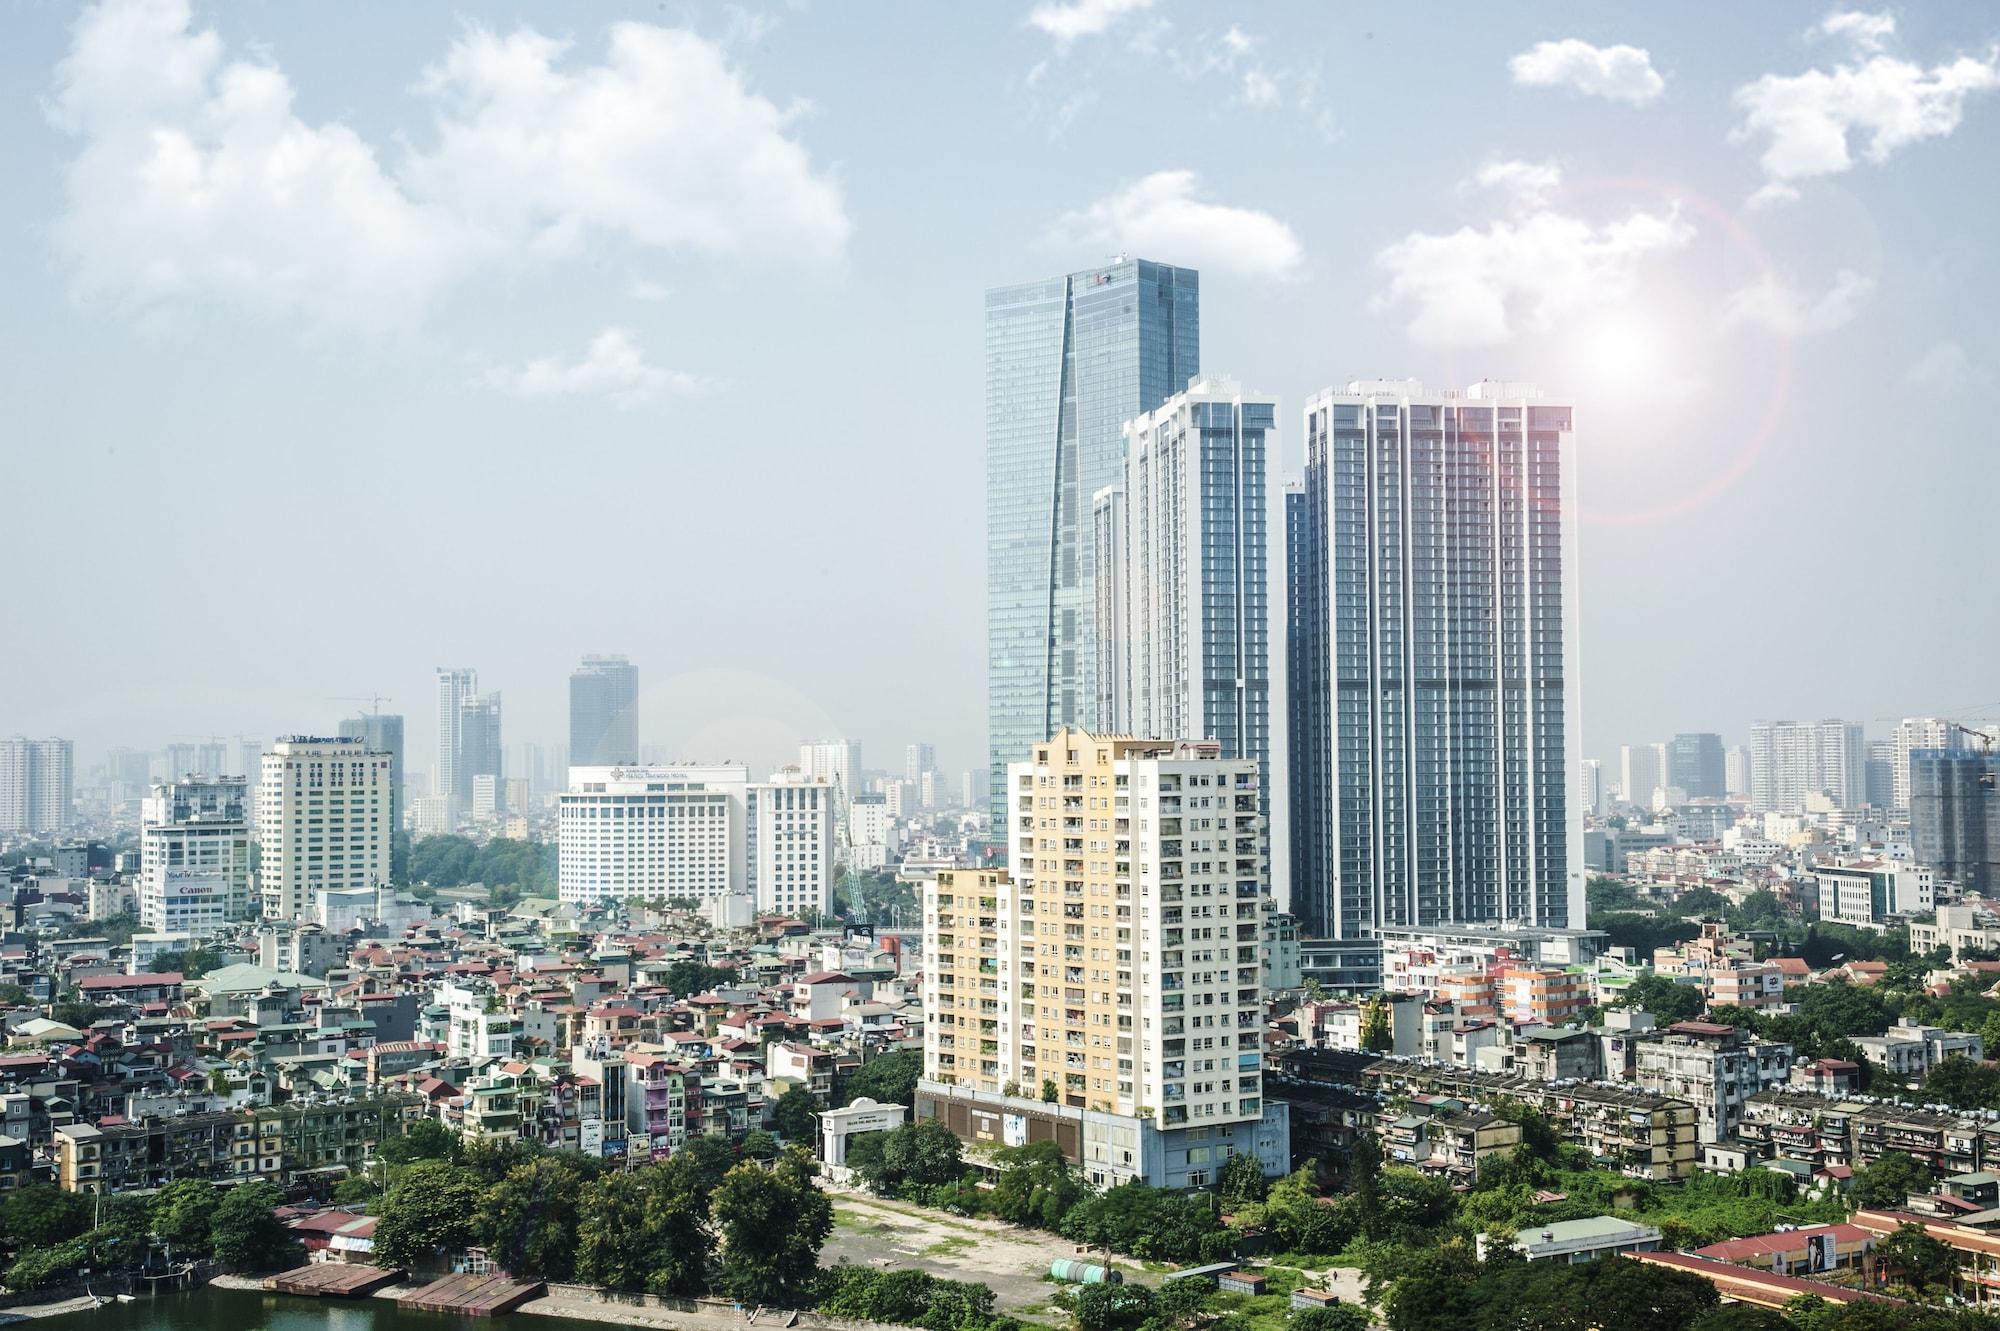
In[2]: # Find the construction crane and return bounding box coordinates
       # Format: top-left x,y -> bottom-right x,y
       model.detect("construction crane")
331,694 -> 394,715
1941,722 -> 2000,791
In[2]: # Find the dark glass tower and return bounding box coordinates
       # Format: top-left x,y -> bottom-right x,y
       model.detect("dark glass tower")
984,258 -> 1198,820
570,654 -> 639,767
1911,749 -> 2000,893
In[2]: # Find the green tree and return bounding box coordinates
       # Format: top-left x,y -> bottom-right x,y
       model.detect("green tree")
1925,1055 -> 2000,1110
1214,1151 -> 1264,1208
772,1085 -> 821,1142
377,1117 -> 457,1167
1071,1283 -> 1157,1331
7,1238 -> 95,1289
1372,1167 -> 1456,1244
742,1129 -> 778,1160
1852,1151 -> 1935,1209
1041,1078 -> 1059,1102
576,1154 -> 716,1296
838,1049 -> 923,1107
372,1160 -> 484,1267
664,960 -> 733,996
209,1180 -> 301,1272
1360,996 -> 1395,1052
150,1178 -> 218,1257
1620,972 -> 1705,1024
674,1134 -> 742,1194
1291,1308 -> 1369,1331
711,1151 -> 833,1305
151,944 -> 225,978
471,1155 -> 591,1281
1876,1222 -> 1957,1298
856,1120 -> 963,1194
0,1184 -> 92,1248
989,1139 -> 1085,1230
1689,1307 -> 1791,1331
409,834 -> 479,886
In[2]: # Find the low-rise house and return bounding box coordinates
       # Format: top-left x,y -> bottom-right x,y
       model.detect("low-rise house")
1477,1215 -> 1663,1264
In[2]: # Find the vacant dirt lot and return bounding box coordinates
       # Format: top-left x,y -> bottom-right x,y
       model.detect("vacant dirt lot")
824,1191 -> 1149,1313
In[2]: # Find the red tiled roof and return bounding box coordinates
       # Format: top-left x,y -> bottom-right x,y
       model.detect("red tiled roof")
80,972 -> 183,990
1695,1224 -> 1870,1262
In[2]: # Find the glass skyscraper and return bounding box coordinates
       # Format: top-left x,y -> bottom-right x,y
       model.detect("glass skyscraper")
1287,379 -> 1581,938
570,654 -> 639,768
1911,748 -> 2000,894
985,258 -> 1199,819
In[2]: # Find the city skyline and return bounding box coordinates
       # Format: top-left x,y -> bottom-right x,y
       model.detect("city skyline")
8,4 -> 1999,774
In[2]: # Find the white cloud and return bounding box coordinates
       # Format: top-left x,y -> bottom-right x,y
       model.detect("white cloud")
480,327 -> 710,408
46,0 -> 848,334
1732,31 -> 2000,206
1720,268 -> 1874,336
1508,39 -> 1665,105
1461,158 -> 1563,208
1241,69 -> 1280,107
1901,339 -> 1973,389
1221,25 -> 1253,56
1025,0 -> 1153,45
407,22 -> 848,267
1048,171 -> 1302,279
47,0 -> 474,333
1372,199 -> 1694,348
1818,10 -> 1896,53
628,278 -> 671,303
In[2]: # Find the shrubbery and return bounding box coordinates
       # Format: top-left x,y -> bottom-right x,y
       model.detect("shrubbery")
817,1266 -> 1013,1331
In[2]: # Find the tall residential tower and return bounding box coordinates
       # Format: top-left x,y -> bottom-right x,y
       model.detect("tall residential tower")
1093,377 -> 1278,875
1286,380 -> 1581,939
920,730 -> 1288,1188
258,736 -> 393,921
985,258 -> 1199,821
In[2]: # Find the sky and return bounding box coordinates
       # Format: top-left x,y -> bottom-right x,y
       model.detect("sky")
4,0 -> 1999,786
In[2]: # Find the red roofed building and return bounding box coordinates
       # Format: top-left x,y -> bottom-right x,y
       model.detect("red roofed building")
78,973 -> 185,1005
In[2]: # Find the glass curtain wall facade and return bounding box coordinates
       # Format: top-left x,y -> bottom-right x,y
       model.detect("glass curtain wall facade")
570,655 -> 639,767
1911,749 -> 2000,894
1100,379 -> 1273,789
1288,380 -> 1581,938
985,258 -> 1198,822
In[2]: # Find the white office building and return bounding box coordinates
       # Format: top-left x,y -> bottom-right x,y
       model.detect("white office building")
558,763 -> 837,914
747,770 -> 834,917
1725,744 -> 1750,798
1620,743 -> 1665,808
139,777 -> 251,935
1579,759 -> 1602,816
558,764 -> 748,907
799,741 -> 861,806
258,737 -> 394,922
1749,720 -> 1866,813
850,793 -> 897,870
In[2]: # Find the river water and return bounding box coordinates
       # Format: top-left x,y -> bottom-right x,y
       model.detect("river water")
33,1287 -> 605,1331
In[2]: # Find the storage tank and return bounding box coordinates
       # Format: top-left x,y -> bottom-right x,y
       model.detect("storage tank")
1049,1260 -> 1122,1285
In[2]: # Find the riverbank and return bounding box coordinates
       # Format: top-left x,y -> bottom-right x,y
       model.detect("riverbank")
215,1271 -> 852,1331
0,1293 -> 131,1322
